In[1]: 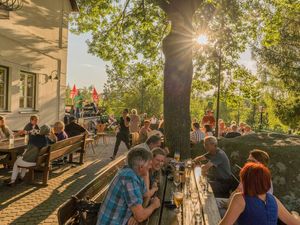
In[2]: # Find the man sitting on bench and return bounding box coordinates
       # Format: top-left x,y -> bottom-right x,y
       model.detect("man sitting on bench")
6,124 -> 56,187
97,147 -> 161,225
193,136 -> 234,198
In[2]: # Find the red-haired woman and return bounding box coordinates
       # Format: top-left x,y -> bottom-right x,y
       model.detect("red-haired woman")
219,163 -> 299,225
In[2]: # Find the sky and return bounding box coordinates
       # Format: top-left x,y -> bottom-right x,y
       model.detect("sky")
67,32 -> 109,91
67,32 -> 256,92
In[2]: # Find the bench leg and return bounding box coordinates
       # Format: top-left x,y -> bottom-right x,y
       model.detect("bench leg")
91,143 -> 96,154
25,169 -> 34,184
79,151 -> 84,164
69,154 -> 73,163
43,167 -> 50,185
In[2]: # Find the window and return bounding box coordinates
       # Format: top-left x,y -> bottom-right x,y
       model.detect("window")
19,71 -> 36,109
0,66 -> 8,110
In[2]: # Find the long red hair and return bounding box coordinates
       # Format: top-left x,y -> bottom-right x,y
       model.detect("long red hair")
240,162 -> 271,196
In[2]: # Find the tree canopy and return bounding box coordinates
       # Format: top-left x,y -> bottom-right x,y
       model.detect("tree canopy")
70,0 -> 300,155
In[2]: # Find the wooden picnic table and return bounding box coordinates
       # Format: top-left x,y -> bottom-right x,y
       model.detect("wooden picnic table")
0,138 -> 27,167
147,164 -> 221,225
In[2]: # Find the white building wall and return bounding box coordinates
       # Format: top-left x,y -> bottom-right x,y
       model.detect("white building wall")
0,0 -> 73,130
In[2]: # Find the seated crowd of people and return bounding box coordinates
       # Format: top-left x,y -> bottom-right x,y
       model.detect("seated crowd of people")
110,108 -> 165,160
193,136 -> 299,225
1,115 -> 87,187
189,110 -> 254,145
1,109 -> 298,224
97,133 -> 299,225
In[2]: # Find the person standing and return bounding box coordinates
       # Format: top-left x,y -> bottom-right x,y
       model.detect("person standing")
74,90 -> 83,119
111,109 -> 131,160
129,109 -> 140,133
201,110 -> 216,130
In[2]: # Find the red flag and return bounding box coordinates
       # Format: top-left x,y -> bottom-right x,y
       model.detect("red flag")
92,87 -> 99,102
70,84 -> 78,99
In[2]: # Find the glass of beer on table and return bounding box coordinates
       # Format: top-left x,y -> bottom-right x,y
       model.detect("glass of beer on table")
174,151 -> 180,162
173,191 -> 184,213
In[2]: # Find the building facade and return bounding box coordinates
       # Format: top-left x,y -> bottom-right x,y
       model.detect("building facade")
0,0 -> 78,130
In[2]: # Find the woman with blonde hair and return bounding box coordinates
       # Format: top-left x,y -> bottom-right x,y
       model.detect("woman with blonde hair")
53,121 -> 68,141
0,116 -> 13,140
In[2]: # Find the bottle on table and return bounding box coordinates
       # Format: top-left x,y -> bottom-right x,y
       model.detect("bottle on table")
9,135 -> 14,147
24,134 -> 29,144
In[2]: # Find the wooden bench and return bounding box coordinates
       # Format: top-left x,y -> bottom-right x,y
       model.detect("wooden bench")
19,134 -> 86,185
57,154 -> 126,225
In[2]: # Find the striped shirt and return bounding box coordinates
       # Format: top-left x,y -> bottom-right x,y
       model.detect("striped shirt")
190,130 -> 205,143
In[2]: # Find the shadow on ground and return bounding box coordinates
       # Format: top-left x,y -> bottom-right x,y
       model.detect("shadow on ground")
0,157 -> 110,224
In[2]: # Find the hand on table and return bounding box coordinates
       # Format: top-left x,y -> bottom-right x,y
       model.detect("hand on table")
151,196 -> 161,209
128,216 -> 139,225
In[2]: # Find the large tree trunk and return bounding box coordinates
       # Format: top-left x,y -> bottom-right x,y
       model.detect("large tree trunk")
162,0 -> 201,159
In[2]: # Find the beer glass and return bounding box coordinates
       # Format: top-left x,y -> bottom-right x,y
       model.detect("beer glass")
174,152 -> 180,162
173,191 -> 184,212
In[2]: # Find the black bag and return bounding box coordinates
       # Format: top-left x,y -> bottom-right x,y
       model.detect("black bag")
70,196 -> 101,225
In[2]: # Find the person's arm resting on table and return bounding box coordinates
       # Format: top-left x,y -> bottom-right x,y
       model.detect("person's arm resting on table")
201,161 -> 214,174
193,154 -> 207,163
131,197 -> 160,222
124,177 -> 161,223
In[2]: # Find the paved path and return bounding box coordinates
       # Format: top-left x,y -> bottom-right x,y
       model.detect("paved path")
0,137 -> 127,225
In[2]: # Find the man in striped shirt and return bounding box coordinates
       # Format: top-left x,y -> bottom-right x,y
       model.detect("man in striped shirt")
190,122 -> 205,145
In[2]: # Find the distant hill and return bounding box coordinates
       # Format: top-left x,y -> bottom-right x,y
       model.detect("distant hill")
191,132 -> 300,212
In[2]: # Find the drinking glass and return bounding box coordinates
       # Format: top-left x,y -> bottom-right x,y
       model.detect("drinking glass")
173,191 -> 184,213
174,152 -> 180,162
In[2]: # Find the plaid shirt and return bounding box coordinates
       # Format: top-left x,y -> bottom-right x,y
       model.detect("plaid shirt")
97,166 -> 146,225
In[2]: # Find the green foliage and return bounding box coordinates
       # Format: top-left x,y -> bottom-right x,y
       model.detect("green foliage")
274,96 -> 300,130
65,85 -> 72,105
72,0 -> 168,69
251,0 -> 300,130
102,61 -> 163,116
71,0 -> 299,132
